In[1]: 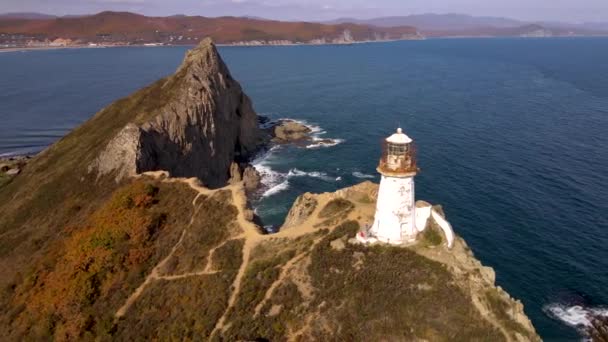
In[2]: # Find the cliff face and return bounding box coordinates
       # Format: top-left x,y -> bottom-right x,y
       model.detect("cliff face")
91,38 -> 263,188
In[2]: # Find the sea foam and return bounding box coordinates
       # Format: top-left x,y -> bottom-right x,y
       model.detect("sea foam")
352,171 -> 376,179
544,302 -> 608,336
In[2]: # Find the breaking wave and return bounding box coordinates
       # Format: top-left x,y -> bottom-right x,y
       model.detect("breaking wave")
251,117 -> 346,198
352,171 -> 376,179
544,303 -> 608,338
288,168 -> 336,182
279,118 -> 344,149
305,138 -> 345,149
262,179 -> 289,197
253,148 -> 340,198
252,146 -> 289,198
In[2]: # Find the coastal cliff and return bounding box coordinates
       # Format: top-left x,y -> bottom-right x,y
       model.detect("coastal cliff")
0,40 -> 539,341
90,38 -> 263,187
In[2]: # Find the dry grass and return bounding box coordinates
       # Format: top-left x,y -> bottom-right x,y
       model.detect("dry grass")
318,198 -> 354,219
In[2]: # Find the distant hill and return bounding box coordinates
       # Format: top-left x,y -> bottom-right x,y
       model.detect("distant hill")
328,14 -> 525,31
329,13 -> 608,37
0,11 -> 421,46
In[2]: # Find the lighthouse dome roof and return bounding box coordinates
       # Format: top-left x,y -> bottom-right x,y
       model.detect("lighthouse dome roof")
386,128 -> 412,144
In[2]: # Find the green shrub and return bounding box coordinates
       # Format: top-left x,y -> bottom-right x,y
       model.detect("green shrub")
422,226 -> 443,246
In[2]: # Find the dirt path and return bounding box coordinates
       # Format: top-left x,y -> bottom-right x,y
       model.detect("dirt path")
209,237 -> 255,338
118,171 -> 332,333
115,173 -> 227,319
115,229 -> 187,318
253,251 -> 308,317
116,173 -> 267,321
253,232 -> 327,317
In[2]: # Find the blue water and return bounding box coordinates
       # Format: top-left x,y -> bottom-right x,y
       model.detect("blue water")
1,38 -> 607,340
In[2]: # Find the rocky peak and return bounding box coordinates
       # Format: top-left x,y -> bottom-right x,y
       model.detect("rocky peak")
91,38 -> 264,188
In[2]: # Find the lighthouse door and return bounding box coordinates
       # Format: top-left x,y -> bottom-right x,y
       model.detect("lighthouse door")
401,222 -> 415,239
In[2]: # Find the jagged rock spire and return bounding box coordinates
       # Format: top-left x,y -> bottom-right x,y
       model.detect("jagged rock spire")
91,37 -> 264,188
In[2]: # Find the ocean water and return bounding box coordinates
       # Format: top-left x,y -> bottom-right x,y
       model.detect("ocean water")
1,38 -> 608,340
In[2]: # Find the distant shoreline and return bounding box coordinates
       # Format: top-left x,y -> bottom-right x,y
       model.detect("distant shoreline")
0,38 -> 421,54
0,45 -> 117,53
2,35 -> 608,54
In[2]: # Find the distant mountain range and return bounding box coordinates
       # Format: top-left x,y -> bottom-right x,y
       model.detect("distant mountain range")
328,14 -> 525,31
1,11 -> 607,49
327,13 -> 608,37
0,11 -> 420,48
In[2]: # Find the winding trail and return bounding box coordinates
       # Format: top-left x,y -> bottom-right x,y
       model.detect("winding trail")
253,250 -> 308,317
116,171 -> 327,336
115,229 -> 187,318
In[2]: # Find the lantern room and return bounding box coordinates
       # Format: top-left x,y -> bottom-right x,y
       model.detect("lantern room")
377,128 -> 418,176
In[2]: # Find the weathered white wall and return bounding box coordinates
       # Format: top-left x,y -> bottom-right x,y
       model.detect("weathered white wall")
415,204 -> 455,248
370,175 -> 416,244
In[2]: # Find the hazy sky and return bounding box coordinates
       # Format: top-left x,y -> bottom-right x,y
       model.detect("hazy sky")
2,0 -> 607,22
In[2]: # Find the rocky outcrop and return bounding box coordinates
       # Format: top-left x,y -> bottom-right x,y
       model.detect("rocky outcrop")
282,193 -> 318,228
90,38 -> 264,188
271,120 -> 312,143
242,166 -> 261,191
588,315 -> 608,341
278,181 -> 540,341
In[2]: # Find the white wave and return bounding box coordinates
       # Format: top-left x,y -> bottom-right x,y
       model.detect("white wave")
278,118 -> 323,135
276,117 -> 344,149
305,138 -> 344,149
544,303 -> 608,329
352,171 -> 376,179
262,180 -> 289,197
252,146 -> 290,198
288,168 -> 336,182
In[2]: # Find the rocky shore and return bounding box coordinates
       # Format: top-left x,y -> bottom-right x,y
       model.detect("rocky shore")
0,155 -> 32,187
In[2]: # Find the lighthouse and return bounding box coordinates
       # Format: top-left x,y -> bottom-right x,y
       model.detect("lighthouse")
362,128 -> 419,245
357,127 -> 456,248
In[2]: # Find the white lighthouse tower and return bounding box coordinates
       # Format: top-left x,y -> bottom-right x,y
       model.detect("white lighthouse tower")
362,128 -> 419,245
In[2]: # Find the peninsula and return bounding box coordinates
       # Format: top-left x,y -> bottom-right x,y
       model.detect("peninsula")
0,38 -> 539,341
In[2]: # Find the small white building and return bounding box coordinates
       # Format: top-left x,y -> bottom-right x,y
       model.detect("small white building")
357,128 -> 455,248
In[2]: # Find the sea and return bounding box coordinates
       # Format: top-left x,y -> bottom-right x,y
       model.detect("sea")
1,38 -> 607,341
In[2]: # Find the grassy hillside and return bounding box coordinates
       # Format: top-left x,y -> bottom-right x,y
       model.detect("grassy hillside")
1,178 -> 198,339
0,75 -> 174,263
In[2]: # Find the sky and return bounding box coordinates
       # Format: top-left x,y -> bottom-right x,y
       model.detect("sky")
1,0 -> 607,23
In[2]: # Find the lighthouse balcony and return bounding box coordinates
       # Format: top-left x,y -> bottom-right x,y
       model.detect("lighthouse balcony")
377,136 -> 418,177
377,157 -> 418,177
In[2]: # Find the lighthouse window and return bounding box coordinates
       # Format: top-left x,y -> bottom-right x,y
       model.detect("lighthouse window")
388,143 -> 407,156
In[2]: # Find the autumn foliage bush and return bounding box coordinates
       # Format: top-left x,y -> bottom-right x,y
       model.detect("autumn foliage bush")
9,181 -> 170,340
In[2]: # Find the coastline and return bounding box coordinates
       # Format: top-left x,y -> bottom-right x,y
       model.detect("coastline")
6,34 -> 608,54
0,38 -> 422,54
3,35 -> 608,54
